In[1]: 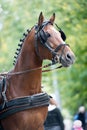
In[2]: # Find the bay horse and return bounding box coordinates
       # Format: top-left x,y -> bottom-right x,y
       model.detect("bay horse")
0,12 -> 75,130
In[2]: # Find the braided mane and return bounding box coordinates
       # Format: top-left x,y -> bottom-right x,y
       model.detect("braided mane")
13,29 -> 30,65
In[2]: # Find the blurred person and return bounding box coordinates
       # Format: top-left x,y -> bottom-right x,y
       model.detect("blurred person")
44,96 -> 64,130
74,106 -> 86,129
85,110 -> 87,130
72,120 -> 83,130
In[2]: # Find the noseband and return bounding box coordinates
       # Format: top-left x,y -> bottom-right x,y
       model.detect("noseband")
35,21 -> 69,64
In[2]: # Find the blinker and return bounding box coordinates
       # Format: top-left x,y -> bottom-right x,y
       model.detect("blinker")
59,30 -> 66,41
55,23 -> 66,41
38,29 -> 50,45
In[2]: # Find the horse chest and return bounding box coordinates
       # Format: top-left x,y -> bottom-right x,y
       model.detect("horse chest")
2,107 -> 47,130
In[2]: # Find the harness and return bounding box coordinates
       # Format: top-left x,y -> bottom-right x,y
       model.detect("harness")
0,77 -> 7,110
0,76 -> 49,120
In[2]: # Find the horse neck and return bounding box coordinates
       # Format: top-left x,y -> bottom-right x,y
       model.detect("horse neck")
10,30 -> 43,96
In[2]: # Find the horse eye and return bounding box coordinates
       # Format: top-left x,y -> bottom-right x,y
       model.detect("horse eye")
45,32 -> 51,37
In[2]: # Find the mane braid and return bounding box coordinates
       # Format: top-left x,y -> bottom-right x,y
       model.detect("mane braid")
13,29 -> 30,65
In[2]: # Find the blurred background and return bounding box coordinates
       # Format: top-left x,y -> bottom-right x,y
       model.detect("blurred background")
0,0 -> 87,129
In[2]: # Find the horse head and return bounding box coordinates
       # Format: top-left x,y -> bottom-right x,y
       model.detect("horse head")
35,12 -> 75,67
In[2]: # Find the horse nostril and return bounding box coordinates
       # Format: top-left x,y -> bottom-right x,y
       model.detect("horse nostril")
67,53 -> 71,59
66,52 -> 75,64
66,53 -> 72,61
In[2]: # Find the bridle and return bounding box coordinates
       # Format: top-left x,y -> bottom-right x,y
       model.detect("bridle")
35,21 -> 69,65
0,22 -> 69,77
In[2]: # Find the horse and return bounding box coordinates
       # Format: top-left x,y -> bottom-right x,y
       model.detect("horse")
0,12 -> 75,130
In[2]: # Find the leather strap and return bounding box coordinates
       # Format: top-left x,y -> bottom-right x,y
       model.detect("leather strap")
0,92 -> 49,120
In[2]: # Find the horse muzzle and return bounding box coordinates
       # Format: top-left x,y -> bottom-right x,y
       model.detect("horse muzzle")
59,52 -> 75,67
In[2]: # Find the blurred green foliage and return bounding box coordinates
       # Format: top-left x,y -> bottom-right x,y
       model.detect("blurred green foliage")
0,0 -> 87,116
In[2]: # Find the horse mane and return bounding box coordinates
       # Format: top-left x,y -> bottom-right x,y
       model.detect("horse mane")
13,29 -> 30,65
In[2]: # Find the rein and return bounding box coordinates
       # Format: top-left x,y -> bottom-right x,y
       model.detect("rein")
0,62 -> 62,76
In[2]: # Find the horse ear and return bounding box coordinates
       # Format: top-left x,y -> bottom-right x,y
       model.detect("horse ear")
38,12 -> 44,26
49,13 -> 55,24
